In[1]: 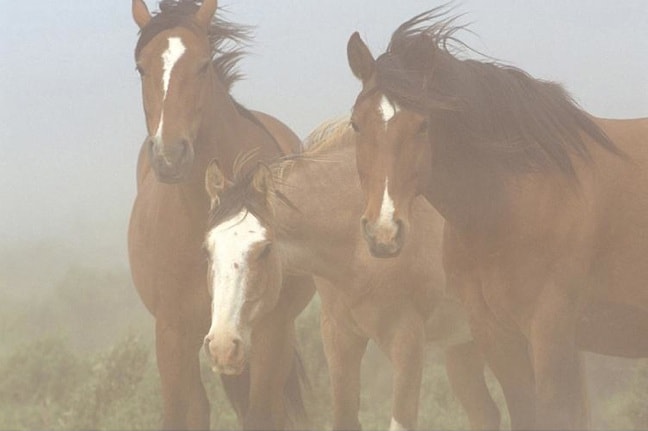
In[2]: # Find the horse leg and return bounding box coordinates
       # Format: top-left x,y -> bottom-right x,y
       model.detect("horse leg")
445,340 -> 501,430
245,275 -> 315,431
529,283 -> 588,430
155,311 -> 210,430
245,315 -> 294,430
451,275 -> 535,430
374,307 -> 425,431
320,307 -> 368,431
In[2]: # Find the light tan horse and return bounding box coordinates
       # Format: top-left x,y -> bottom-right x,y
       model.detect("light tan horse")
128,0 -> 314,428
202,119 -> 504,430
347,8 -> 648,430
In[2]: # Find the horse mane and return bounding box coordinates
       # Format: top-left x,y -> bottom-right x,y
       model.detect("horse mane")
206,118 -> 353,229
302,116 -> 354,155
376,6 -> 623,177
135,0 -> 251,91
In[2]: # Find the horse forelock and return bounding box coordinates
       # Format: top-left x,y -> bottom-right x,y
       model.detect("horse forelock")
135,0 -> 251,91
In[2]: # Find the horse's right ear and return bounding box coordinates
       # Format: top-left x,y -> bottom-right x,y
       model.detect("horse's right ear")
205,159 -> 226,210
132,0 -> 152,29
347,32 -> 375,83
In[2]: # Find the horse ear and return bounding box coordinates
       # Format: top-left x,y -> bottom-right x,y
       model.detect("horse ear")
205,159 -> 226,210
251,163 -> 275,201
347,32 -> 375,82
132,0 -> 152,29
195,0 -> 218,29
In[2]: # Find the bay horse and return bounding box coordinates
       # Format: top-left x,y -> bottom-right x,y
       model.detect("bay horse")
128,0 -> 314,429
346,7 -> 648,430
201,118 -> 504,430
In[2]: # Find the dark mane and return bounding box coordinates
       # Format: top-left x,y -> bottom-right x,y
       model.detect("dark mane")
207,167 -> 271,230
135,0 -> 251,90
375,6 -> 623,177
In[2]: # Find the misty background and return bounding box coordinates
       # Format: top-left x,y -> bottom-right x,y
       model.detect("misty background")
0,1 -> 647,428
1,0 -> 646,253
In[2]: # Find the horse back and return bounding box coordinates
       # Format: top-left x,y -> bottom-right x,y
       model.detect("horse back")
250,110 -> 302,155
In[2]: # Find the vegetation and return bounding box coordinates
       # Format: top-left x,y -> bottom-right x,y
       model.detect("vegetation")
0,250 -> 646,430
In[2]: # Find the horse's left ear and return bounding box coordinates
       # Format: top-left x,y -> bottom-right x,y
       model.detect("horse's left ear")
205,159 -> 227,210
195,0 -> 218,29
252,163 -> 275,201
347,32 -> 375,83
132,0 -> 152,29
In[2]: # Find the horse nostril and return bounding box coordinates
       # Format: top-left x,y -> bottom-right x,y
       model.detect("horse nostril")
361,217 -> 370,236
394,219 -> 405,243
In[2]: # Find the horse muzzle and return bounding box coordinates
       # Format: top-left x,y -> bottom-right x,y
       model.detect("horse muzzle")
203,331 -> 248,376
147,136 -> 195,183
361,217 -> 406,258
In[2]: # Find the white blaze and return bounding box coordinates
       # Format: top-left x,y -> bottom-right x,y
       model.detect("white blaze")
205,210 -> 267,334
379,94 -> 400,125
378,177 -> 397,228
155,37 -> 186,139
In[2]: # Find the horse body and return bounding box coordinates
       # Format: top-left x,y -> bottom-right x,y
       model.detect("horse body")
128,1 -> 313,429
347,8 -> 648,430
203,120 -> 506,430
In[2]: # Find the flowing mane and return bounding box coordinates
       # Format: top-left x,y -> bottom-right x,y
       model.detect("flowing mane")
374,6 -> 623,177
207,118 -> 354,229
135,0 -> 251,90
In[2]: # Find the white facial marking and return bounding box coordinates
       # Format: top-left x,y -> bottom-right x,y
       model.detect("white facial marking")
155,37 -> 186,140
378,177 -> 397,228
379,94 -> 400,125
389,417 -> 407,431
205,210 -> 267,333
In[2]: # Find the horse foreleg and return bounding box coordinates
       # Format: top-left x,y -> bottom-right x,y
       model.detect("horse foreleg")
530,283 -> 589,430
375,307 -> 425,431
445,340 -> 501,430
320,307 -> 369,431
244,275 -> 314,431
155,315 -> 210,430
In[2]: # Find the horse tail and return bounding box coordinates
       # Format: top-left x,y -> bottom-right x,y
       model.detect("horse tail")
220,369 -> 250,425
284,345 -> 310,430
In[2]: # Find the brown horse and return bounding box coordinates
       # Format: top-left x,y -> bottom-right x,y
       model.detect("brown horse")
346,8 -> 648,430
201,119 -> 504,431
128,0 -> 314,429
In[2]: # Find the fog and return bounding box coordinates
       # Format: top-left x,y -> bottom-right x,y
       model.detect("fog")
1,0 -> 646,251
0,1 -> 647,429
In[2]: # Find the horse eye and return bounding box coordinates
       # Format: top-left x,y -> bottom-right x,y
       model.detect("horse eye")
350,121 -> 360,133
135,64 -> 145,76
258,242 -> 272,260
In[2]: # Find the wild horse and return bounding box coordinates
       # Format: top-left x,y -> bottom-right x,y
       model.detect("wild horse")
201,119 -> 504,430
346,8 -> 648,430
128,0 -> 314,428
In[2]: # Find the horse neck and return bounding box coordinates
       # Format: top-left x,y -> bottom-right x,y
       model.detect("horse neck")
180,73 -> 267,211
274,147 -> 362,282
422,140 -> 510,242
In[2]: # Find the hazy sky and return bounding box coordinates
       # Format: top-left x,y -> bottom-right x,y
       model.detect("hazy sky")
1,0 -> 647,249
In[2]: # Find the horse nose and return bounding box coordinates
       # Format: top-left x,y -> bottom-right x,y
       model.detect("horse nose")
361,216 -> 371,239
204,333 -> 245,368
361,216 -> 405,258
147,137 -> 190,165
